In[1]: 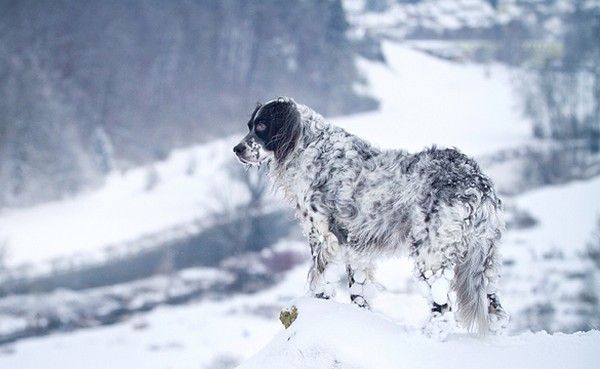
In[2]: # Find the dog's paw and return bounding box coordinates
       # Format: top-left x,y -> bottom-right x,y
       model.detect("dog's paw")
423,312 -> 456,341
350,294 -> 371,310
312,278 -> 336,300
489,309 -> 510,334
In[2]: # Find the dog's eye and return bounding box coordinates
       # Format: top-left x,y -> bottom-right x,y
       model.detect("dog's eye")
255,122 -> 267,132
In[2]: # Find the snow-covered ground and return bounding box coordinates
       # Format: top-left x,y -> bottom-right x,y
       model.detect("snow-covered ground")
501,177 -> 600,333
0,38 -> 598,368
505,177 -> 600,255
335,42 -> 530,155
238,298 -> 599,369
0,250 -> 310,369
0,137 -> 258,270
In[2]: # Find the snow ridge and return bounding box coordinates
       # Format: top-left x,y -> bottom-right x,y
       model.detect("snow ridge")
237,298 -> 599,369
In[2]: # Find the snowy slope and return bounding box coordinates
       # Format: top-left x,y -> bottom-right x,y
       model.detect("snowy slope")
500,177 -> 600,333
333,41 -> 530,155
238,298 -> 599,369
505,177 -> 600,255
0,137 -> 260,270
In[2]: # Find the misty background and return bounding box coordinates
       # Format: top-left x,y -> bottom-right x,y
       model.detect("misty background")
0,1 -> 599,368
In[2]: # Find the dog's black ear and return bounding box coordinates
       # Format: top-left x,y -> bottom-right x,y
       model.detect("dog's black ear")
267,101 -> 301,162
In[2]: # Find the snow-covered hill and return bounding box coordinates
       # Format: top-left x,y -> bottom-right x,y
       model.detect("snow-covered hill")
335,41 -> 530,154
344,0 -> 597,40
238,298 -> 599,369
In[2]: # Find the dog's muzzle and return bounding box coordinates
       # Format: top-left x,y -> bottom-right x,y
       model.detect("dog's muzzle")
233,142 -> 250,164
233,143 -> 246,156
233,134 -> 270,165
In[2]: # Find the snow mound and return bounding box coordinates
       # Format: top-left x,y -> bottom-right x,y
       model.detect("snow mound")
237,298 -> 599,369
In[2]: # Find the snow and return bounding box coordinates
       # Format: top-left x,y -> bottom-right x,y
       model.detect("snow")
500,177 -> 600,332
238,298 -> 599,369
430,277 -> 450,305
0,137 -> 255,269
333,42 -> 531,156
343,0 -> 599,40
0,299 -> 277,369
0,36 -> 598,368
0,258 -> 309,369
505,177 -> 600,254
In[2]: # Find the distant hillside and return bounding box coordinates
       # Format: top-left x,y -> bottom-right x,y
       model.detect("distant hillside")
0,0 -> 377,208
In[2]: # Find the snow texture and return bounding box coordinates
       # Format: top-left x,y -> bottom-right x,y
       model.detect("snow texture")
335,42 -> 530,155
238,298 -> 599,369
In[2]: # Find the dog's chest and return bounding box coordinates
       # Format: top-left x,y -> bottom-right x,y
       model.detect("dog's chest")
278,166 -> 327,227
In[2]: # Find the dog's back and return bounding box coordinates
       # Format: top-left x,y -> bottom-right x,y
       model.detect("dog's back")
294,123 -> 506,335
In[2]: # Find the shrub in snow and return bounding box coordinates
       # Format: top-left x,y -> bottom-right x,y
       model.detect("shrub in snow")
279,305 -> 298,329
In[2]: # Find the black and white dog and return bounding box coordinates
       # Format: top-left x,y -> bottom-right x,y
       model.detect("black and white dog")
233,97 -> 509,338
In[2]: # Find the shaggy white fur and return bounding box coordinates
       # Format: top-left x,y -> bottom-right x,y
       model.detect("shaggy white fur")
235,98 -> 510,337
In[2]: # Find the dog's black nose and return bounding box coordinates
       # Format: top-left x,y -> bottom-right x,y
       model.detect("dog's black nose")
233,143 -> 246,155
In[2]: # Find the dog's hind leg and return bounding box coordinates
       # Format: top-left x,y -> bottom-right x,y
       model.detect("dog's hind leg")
411,221 -> 458,339
347,262 -> 377,309
487,292 -> 509,333
484,244 -> 510,333
418,264 -> 458,340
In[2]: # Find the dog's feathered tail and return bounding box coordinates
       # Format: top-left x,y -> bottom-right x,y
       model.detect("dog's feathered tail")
455,239 -> 489,335
454,197 -> 503,335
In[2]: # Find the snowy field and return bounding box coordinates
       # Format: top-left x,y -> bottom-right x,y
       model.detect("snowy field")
0,40 -> 598,368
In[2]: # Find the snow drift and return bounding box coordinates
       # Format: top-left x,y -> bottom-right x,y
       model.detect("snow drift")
237,298 -> 599,369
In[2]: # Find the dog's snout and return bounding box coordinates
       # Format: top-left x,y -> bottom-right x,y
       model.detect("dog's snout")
233,143 -> 246,155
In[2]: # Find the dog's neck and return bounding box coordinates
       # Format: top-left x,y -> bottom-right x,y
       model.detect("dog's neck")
268,104 -> 333,206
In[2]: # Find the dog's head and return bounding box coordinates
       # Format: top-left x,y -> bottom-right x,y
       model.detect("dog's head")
233,97 -> 301,166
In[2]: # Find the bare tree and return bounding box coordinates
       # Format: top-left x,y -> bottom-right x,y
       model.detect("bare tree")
227,161 -> 270,211
206,159 -> 271,255
519,5 -> 599,150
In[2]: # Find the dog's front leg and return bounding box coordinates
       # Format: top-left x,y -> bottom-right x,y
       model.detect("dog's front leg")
306,224 -> 340,299
347,263 -> 377,309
